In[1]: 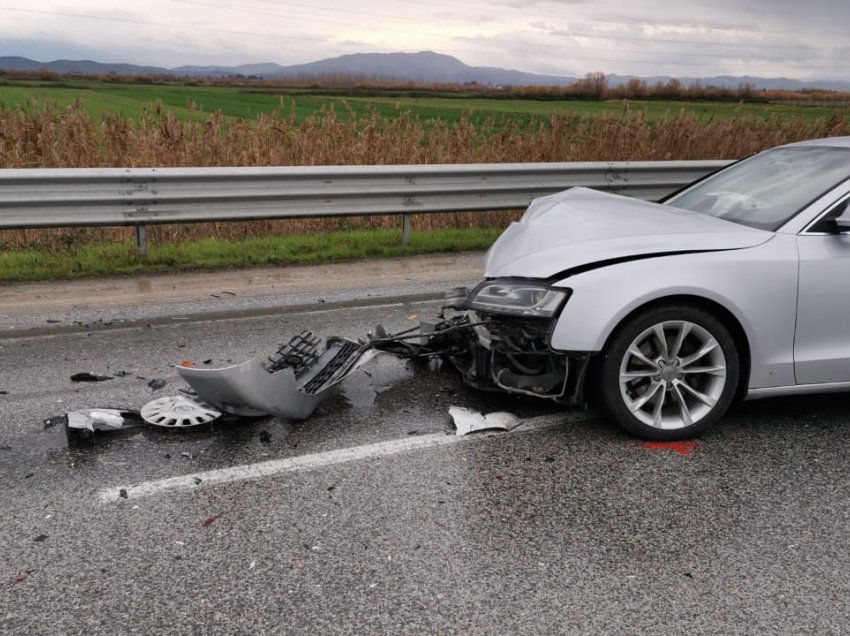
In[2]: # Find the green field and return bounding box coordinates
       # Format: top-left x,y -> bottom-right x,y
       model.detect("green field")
321,94 -> 848,123
1,77 -> 848,281
0,227 -> 503,282
1,78 -> 847,125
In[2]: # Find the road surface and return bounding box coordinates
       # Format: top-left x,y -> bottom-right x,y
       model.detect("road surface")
1,256 -> 849,634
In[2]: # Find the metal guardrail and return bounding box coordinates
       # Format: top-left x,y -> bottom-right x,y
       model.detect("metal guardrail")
0,161 -> 730,254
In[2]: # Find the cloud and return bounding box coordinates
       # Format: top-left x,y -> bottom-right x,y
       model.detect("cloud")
1,0 -> 849,80
493,0 -> 591,7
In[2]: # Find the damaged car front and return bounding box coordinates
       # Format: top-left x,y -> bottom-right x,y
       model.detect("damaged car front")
152,137 -> 850,443
448,184 -> 781,441
451,279 -> 584,403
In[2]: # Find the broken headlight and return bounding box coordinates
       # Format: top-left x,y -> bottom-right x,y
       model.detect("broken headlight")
466,280 -> 570,318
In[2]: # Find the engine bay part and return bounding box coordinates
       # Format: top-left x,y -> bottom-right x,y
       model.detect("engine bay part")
426,307 -> 590,406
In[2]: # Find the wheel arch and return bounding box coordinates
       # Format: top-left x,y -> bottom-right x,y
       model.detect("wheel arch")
596,294 -> 752,399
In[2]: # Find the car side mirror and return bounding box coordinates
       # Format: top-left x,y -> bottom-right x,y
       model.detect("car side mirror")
822,217 -> 850,234
814,200 -> 850,234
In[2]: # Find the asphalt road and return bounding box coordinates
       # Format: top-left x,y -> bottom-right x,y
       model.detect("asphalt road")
2,262 -> 850,635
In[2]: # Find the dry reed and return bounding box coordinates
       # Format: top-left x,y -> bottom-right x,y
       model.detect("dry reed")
1,101 -> 847,250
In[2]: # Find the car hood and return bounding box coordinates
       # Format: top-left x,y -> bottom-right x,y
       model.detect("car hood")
485,187 -> 773,279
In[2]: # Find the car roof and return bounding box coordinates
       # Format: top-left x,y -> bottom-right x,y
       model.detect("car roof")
780,136 -> 850,150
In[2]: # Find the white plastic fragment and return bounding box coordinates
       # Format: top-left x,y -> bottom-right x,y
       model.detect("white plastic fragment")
449,406 -> 520,436
66,409 -> 131,432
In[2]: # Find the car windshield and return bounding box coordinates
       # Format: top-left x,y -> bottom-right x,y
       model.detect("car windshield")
665,146 -> 850,230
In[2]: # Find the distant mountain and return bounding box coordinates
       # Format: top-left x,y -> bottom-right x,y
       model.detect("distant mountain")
172,63 -> 288,77
0,55 -> 169,76
2,52 -> 849,92
267,51 -> 576,86
174,51 -> 576,86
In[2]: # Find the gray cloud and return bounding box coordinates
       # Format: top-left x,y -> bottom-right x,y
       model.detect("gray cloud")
2,1 -> 848,80
493,0 -> 591,8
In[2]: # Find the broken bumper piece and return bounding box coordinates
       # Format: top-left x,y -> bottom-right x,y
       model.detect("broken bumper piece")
175,331 -> 378,420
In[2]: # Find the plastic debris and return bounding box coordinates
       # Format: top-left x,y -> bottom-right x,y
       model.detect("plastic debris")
43,321 -> 473,447
70,372 -> 112,382
449,406 -> 520,436
67,410 -> 125,432
44,409 -> 145,445
43,415 -> 66,430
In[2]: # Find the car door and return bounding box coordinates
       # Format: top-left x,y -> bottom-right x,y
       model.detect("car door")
794,196 -> 850,384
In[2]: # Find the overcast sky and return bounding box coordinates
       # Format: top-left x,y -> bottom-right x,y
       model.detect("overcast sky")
1,0 -> 848,80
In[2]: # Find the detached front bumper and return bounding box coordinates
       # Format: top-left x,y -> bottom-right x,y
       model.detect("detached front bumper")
177,331 -> 378,420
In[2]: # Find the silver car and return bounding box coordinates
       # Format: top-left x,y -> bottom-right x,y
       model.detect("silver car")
459,136 -> 850,439
173,137 -> 850,440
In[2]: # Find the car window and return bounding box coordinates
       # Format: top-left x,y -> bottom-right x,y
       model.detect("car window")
664,146 -> 850,230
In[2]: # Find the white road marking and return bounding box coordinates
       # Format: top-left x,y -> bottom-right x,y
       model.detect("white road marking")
97,411 -> 596,502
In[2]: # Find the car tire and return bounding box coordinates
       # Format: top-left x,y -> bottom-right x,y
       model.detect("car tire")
596,304 -> 739,440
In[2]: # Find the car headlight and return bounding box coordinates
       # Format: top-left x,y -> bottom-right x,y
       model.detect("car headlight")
466,280 -> 570,318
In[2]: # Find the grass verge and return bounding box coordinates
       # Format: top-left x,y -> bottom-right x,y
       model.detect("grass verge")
0,227 -> 502,282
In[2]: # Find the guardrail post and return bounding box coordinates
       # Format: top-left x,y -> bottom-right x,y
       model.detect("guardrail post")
402,214 -> 411,245
135,224 -> 148,258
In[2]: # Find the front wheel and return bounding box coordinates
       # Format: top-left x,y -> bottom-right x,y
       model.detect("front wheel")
596,304 -> 739,440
